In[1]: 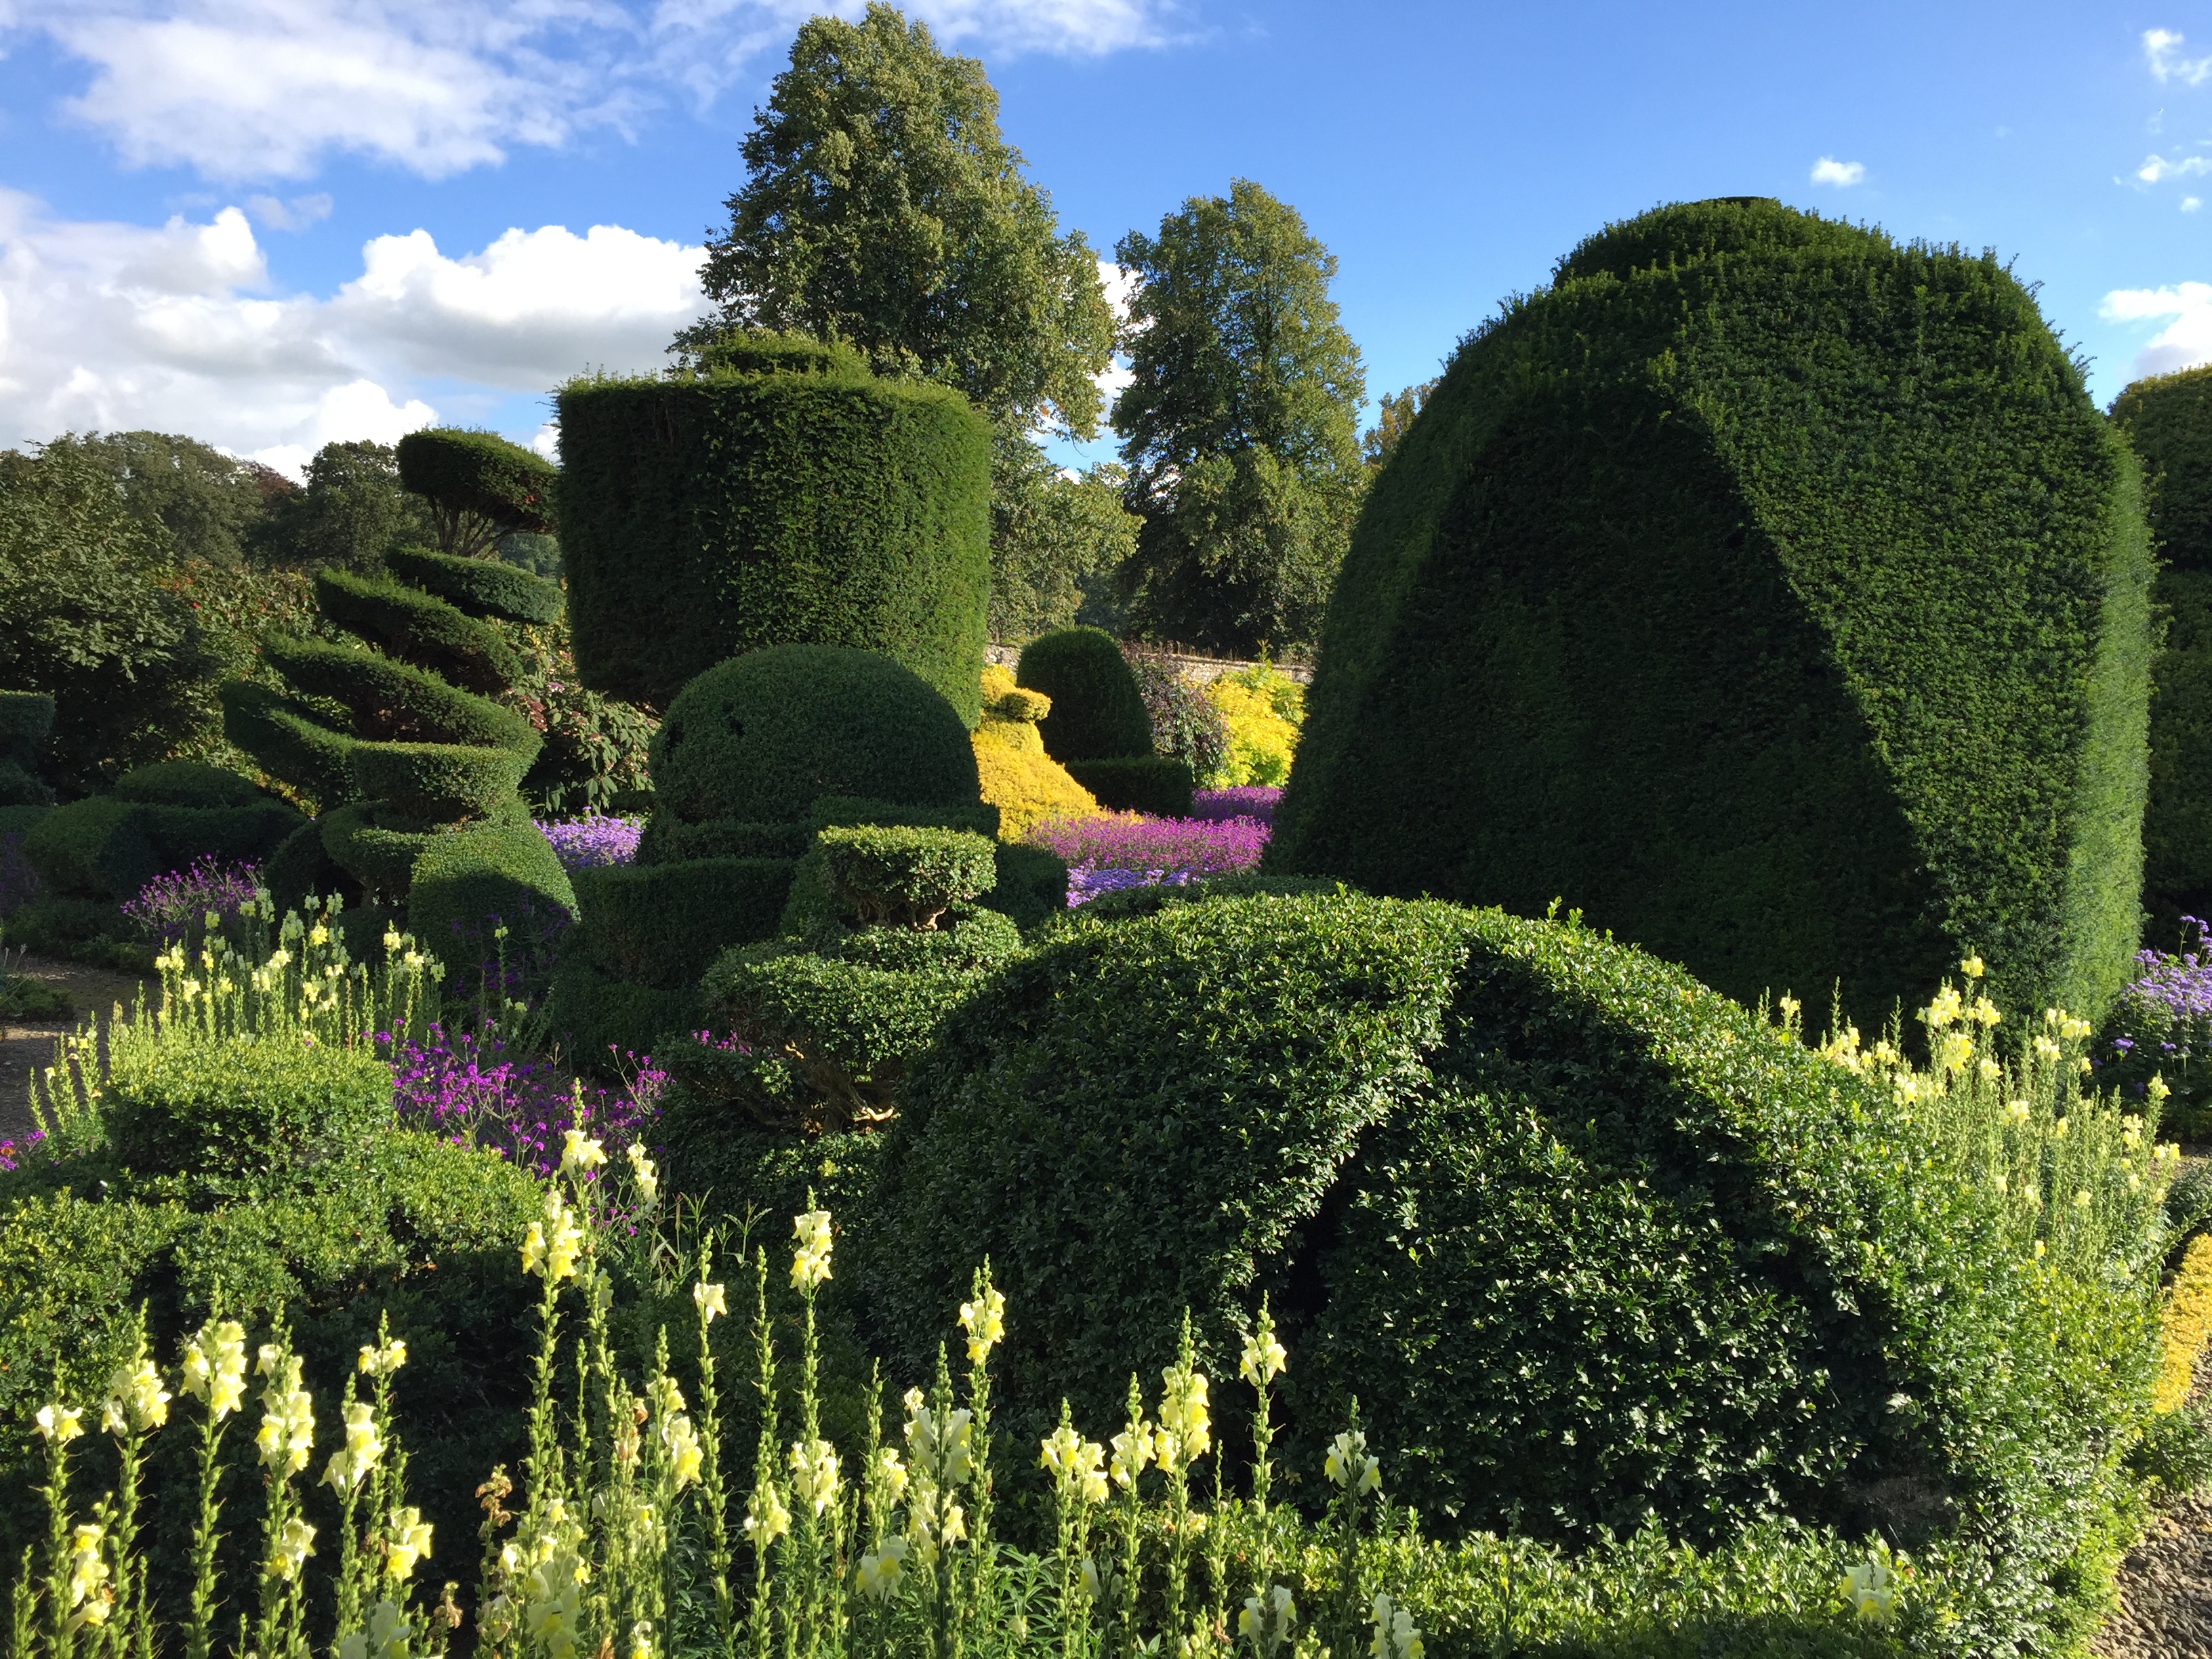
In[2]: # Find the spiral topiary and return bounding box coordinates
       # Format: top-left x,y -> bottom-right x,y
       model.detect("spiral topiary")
221,534 -> 573,964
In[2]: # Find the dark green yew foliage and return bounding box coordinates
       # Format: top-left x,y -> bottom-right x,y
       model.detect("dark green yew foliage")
2112,365 -> 2212,942
23,773 -> 302,902
1063,756 -> 1193,817
1273,198 -> 2154,1027
1015,626 -> 1153,761
313,568 -> 520,695
0,691 -> 54,808
394,428 -> 558,559
558,355 -> 991,720
384,545 -> 563,627
866,889 -> 2152,1655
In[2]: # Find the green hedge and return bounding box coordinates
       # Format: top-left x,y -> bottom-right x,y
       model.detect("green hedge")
349,741 -> 527,820
2112,367 -> 2212,939
1063,756 -> 1194,817
112,760 -> 264,809
572,857 -> 797,987
1016,628 -> 1153,761
548,950 -> 703,1069
408,821 -> 578,975
394,428 -> 558,542
384,545 -> 562,626
649,647 -> 980,826
106,1035 -> 393,1188
634,817 -> 812,867
217,682 -> 361,811
23,793 -> 304,900
557,367 -> 990,720
1273,198 -> 2154,1025
863,889 -> 2152,1654
0,691 -> 53,809
313,568 -> 519,696
251,637 -> 537,755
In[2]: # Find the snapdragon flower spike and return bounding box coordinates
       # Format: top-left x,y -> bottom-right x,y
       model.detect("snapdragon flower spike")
958,1284 -> 1004,1366
792,1209 -> 833,1293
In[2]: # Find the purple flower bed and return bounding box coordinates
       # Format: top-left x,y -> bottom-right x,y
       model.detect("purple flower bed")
536,815 -> 643,873
1027,813 -> 1269,875
1067,867 -> 1203,907
2098,916 -> 2212,1136
391,1022 -> 668,1178
120,855 -> 263,950
1190,786 -> 1282,826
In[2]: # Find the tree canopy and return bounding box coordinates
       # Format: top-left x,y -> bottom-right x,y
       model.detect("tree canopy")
1364,379 -> 1438,469
248,441 -> 434,571
691,3 -> 1115,443
987,431 -> 1139,642
1112,179 -> 1367,654
41,431 -> 289,567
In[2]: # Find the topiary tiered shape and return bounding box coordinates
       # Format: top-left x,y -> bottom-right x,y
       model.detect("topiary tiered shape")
220,542 -> 574,961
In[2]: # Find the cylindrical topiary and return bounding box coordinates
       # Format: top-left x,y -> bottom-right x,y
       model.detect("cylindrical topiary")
0,692 -> 55,811
1272,197 -> 2153,1025
394,428 -> 558,559
556,338 -> 991,722
1015,627 -> 1155,762
649,646 -> 981,826
223,535 -> 568,950
2112,365 -> 2212,945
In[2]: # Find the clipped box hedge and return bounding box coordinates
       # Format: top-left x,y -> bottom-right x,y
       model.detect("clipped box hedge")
23,785 -> 303,901
1272,198 -> 2154,1025
864,888 -> 2152,1654
385,545 -> 564,626
557,367 -> 991,722
572,857 -> 798,989
1015,627 -> 1154,762
1063,756 -> 1194,818
312,569 -> 519,696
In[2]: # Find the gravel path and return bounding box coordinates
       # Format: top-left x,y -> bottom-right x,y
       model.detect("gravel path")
0,951 -> 153,1146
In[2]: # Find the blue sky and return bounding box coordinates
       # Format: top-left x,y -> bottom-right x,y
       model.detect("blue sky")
3,0 -> 2211,472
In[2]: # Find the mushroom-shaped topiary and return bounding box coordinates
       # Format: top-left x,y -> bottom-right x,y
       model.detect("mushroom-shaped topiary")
395,428 -> 558,559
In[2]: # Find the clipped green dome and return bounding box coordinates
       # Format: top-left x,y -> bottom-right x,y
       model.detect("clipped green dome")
650,645 -> 981,825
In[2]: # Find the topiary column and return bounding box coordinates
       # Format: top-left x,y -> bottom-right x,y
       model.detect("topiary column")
1015,627 -> 1193,815
556,331 -> 991,723
220,537 -> 574,962
1273,197 -> 2154,1025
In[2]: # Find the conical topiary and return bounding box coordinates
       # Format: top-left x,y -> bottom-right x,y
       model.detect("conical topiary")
221,515 -> 575,962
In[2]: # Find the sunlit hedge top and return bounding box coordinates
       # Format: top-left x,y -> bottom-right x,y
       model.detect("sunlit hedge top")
1274,197 -> 2153,1025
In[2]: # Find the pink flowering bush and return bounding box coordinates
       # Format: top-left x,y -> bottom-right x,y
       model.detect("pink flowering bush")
1191,786 -> 1281,825
390,1023 -> 666,1178
1026,811 -> 1269,906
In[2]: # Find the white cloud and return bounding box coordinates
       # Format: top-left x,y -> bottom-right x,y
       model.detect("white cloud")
2102,281 -> 2212,378
2188,196 -> 2203,212
1809,157 -> 1865,187
246,193 -> 335,232
2147,26 -> 2212,86
2137,151 -> 2212,182
0,190 -> 710,471
7,0 -> 1177,182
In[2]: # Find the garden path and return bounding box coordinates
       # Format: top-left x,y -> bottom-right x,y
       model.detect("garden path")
0,953 -> 151,1146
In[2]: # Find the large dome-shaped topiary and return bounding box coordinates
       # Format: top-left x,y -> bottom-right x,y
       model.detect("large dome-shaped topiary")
862,888 -> 2158,1654
557,336 -> 990,722
1271,198 -> 2154,1026
2111,365 -> 2212,943
651,645 -> 981,826
1015,627 -> 1153,762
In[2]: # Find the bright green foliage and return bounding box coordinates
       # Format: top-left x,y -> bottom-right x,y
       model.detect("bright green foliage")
253,635 -> 535,752
1362,380 -> 1439,470
246,439 -> 434,571
1113,179 -> 1368,655
989,434 -> 1139,642
0,442 -> 224,796
1063,756 -> 1193,816
407,818 -> 578,964
1274,198 -> 2154,1025
350,742 -> 527,820
313,568 -> 520,695
215,682 -> 361,811
0,692 -> 54,808
385,544 -> 563,626
106,1033 -> 393,1184
690,4 -> 1114,441
39,430 -> 278,567
558,365 -> 991,719
394,428 -> 558,558
867,889 -> 2163,1654
112,759 -> 264,808
1015,627 -> 1153,762
649,647 -> 981,825
2112,366 -> 2212,941
813,825 -> 1000,927
697,329 -> 871,380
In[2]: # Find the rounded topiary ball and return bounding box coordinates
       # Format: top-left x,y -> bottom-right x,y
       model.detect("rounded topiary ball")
1015,628 -> 1153,763
651,645 -> 982,825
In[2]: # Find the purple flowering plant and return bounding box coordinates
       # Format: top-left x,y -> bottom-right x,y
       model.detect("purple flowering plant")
120,855 -> 263,951
1190,786 -> 1282,827
2097,915 -> 2212,1138
391,1021 -> 668,1179
537,815 -> 644,873
1027,811 -> 1269,906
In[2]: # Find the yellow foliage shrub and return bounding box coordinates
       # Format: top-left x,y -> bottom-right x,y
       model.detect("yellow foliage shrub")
1204,674 -> 1300,787
2157,1232 -> 2212,1412
974,665 -> 1097,837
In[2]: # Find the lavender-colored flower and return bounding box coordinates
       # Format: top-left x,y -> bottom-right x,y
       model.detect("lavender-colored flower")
535,815 -> 644,873
1189,787 -> 1282,827
1025,813 -> 1269,876
1066,867 -> 1202,907
120,856 -> 263,951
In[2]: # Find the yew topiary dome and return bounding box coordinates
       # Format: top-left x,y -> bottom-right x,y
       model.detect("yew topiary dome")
1271,198 -> 2154,1023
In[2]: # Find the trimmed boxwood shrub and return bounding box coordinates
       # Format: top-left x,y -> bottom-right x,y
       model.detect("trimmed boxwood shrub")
1016,628 -> 1154,762
23,790 -> 302,901
253,637 -> 537,753
649,647 -> 981,826
408,819 -> 579,975
558,361 -> 990,722
112,760 -> 264,809
1273,199 -> 2154,1026
350,742 -> 528,821
106,1034 -> 394,1187
313,569 -> 519,695
2112,365 -> 2212,942
1063,756 -> 1194,817
864,889 -> 2154,1654
385,545 -> 563,627
394,428 -> 558,558
573,858 -> 798,988
635,817 -> 813,867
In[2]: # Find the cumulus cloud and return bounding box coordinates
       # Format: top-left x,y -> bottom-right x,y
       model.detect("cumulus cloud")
7,0 -> 1177,182
2147,26 -> 2212,86
2137,152 -> 2212,183
1809,157 -> 1865,187
0,190 -> 710,471
2102,282 -> 2212,378
246,193 -> 335,232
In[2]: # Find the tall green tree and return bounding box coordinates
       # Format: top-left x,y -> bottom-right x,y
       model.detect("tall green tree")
41,430 -> 285,567
1363,378 -> 1438,470
690,2 -> 1114,441
988,431 -> 1139,642
247,440 -> 433,571
1112,179 -> 1367,654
